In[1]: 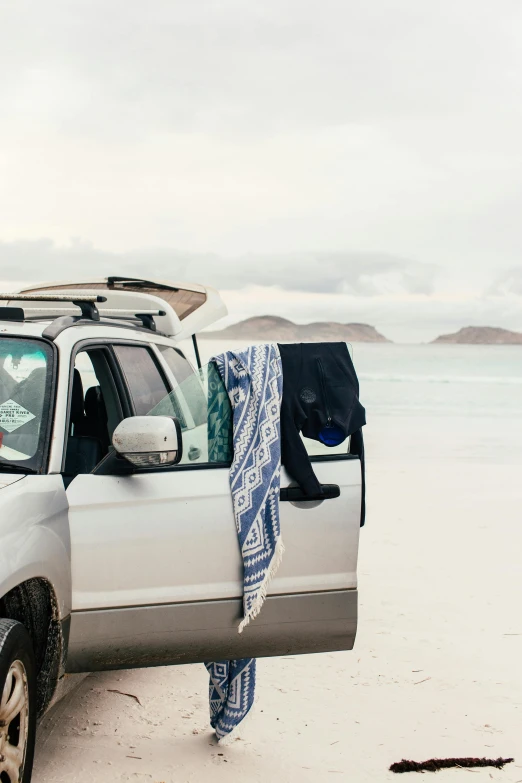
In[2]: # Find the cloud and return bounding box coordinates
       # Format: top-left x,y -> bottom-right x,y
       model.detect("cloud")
2,1 -> 519,138
489,266 -> 522,296
2,1 -> 522,262
0,238 -> 439,297
1,238 -> 520,343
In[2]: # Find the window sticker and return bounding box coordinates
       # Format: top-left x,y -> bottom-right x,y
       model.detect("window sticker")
0,399 -> 36,432
0,444 -> 31,461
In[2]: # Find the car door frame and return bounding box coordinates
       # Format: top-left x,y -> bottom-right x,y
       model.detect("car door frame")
62,337 -> 170,459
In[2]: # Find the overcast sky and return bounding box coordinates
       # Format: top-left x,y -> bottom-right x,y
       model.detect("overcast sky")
1,0 -> 522,341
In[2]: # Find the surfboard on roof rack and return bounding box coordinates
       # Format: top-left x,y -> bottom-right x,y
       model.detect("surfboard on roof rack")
18,276 -> 227,340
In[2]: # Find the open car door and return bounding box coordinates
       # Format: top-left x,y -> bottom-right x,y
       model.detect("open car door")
65,352 -> 361,673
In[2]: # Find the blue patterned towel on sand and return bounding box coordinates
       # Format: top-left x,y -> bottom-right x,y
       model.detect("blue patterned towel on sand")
205,343 -> 284,742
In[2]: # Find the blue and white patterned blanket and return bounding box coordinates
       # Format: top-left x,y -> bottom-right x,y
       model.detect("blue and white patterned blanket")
205,343 -> 284,741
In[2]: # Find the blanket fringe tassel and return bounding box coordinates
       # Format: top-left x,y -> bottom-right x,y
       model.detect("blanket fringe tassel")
238,537 -> 285,634
216,698 -> 257,745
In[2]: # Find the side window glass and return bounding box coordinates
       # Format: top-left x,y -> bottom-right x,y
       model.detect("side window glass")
148,361 -> 233,466
157,346 -> 207,428
157,345 -> 194,385
113,345 -> 176,417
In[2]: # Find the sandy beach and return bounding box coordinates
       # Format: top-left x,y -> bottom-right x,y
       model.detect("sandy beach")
33,406 -> 522,781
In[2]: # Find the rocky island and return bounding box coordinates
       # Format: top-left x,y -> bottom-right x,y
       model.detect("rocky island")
201,315 -> 390,342
432,326 -> 522,345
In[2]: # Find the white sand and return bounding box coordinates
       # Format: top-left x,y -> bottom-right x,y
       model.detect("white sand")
34,448 -> 522,782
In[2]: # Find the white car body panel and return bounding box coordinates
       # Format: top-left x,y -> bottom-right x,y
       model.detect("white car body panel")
0,473 -> 25,489
66,460 -> 360,611
0,475 -> 71,617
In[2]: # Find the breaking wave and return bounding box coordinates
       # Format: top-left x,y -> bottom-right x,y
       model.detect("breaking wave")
359,373 -> 522,385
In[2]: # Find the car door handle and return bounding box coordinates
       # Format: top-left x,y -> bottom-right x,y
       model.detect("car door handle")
279,484 -> 340,502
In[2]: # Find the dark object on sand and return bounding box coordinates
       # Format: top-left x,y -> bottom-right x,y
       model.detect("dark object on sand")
390,756 -> 514,773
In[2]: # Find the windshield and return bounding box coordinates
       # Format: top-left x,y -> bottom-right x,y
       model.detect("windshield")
0,337 -> 54,472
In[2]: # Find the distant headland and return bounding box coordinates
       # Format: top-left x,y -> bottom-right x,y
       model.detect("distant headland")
201,315 -> 390,342
432,326 -> 522,345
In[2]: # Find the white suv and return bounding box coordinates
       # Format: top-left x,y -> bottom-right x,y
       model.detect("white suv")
0,277 -> 362,783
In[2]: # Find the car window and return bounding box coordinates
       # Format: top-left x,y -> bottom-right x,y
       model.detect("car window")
0,337 -> 53,471
157,345 -> 207,427
63,348 -> 126,480
72,350 -> 124,446
156,345 -> 194,385
148,361 -> 233,465
74,351 -> 99,396
113,345 -> 177,417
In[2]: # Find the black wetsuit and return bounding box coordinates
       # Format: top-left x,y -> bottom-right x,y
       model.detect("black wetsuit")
278,342 -> 366,525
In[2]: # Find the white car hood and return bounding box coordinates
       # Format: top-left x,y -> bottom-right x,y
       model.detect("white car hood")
0,473 -> 25,489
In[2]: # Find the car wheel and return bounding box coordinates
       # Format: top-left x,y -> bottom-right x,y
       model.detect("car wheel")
0,619 -> 36,783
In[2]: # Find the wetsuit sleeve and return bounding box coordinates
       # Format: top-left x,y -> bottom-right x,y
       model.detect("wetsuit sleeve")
278,341 -> 323,496
280,402 -> 323,496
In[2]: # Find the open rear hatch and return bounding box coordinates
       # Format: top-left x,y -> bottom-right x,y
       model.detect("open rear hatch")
19,276 -> 227,340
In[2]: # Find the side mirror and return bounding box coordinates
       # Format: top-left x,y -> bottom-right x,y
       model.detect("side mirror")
112,416 -> 183,468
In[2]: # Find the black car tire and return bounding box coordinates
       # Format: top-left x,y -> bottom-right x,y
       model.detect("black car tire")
0,619 -> 37,783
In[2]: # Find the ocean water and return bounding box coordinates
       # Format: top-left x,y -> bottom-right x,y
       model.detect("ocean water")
350,343 -> 522,418
192,340 -> 522,465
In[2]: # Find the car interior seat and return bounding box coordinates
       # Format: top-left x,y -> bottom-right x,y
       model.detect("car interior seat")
79,385 -> 110,454
64,369 -> 103,482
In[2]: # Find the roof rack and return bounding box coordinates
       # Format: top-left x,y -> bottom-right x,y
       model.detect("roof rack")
0,293 -> 107,320
40,313 -> 168,340
0,294 -> 105,301
0,293 -> 167,335
18,277 -> 228,339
